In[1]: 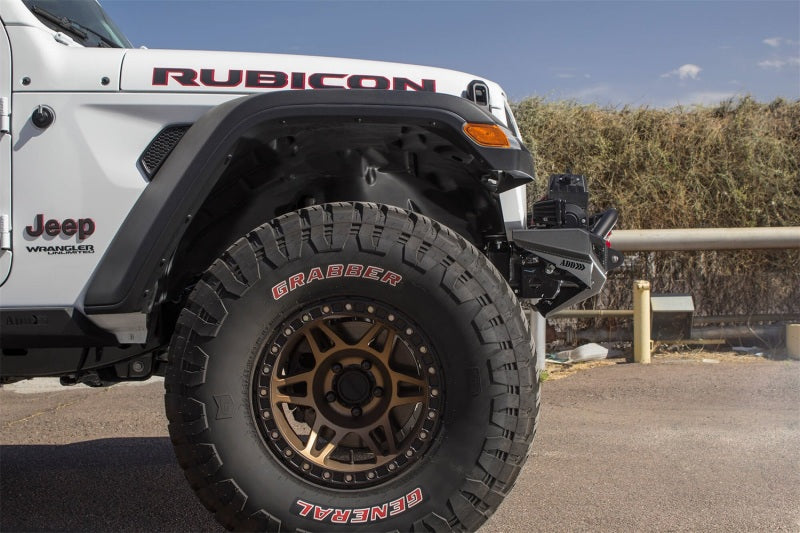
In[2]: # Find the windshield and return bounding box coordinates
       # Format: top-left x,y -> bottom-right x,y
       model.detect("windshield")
23,0 -> 131,48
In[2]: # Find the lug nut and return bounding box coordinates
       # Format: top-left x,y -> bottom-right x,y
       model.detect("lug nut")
351,407 -> 362,417
332,363 -> 343,373
325,391 -> 337,402
361,360 -> 372,370
373,387 -> 384,398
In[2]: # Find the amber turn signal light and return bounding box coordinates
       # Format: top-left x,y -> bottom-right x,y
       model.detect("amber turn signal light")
463,123 -> 510,148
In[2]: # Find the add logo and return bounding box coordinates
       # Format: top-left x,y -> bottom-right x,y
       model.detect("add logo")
25,214 -> 95,240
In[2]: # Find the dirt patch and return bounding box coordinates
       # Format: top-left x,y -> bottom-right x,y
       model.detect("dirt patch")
542,348 -> 773,381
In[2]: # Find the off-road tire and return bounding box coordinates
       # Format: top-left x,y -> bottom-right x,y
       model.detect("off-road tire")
165,202 -> 538,532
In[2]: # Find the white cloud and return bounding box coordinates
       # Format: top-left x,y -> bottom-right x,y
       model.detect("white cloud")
556,73 -> 575,79
758,56 -> 800,70
661,64 -> 702,80
763,37 -> 798,48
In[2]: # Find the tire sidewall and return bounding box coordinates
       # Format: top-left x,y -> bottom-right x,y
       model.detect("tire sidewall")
182,228 -> 503,530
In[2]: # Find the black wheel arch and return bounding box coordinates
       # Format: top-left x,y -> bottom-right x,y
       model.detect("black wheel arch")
83,90 -> 534,329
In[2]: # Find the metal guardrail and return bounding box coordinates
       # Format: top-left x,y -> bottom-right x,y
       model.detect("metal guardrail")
531,226 -> 800,370
610,227 -> 800,251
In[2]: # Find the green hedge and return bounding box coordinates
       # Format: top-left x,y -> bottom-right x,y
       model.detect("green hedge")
512,96 -> 800,315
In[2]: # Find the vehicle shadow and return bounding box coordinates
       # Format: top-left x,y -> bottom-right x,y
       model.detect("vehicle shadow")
0,437 -> 223,532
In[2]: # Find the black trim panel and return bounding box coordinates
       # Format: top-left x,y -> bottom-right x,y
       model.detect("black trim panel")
84,90 -> 534,314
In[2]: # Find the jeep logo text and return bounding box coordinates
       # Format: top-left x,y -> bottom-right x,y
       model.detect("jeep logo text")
25,214 -> 95,240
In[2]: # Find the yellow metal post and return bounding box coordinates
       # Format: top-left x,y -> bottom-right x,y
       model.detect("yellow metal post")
787,324 -> 800,360
633,280 -> 651,364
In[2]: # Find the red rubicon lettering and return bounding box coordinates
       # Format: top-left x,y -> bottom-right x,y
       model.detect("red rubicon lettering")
152,68 -> 436,92
200,69 -> 242,87
152,67 -> 199,86
246,70 -> 288,89
348,74 -> 390,89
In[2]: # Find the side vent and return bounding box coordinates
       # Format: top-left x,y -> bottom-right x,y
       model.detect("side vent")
139,124 -> 191,179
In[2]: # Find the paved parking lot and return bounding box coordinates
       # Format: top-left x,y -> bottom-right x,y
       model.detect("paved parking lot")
1,358 -> 798,532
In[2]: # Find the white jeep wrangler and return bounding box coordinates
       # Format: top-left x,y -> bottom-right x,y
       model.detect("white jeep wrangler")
0,1 -> 622,531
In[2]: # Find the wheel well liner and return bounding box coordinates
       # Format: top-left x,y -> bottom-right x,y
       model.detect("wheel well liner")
83,90 -> 534,315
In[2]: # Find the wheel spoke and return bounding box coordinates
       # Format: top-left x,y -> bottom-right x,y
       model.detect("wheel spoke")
376,414 -> 398,455
355,322 -> 384,350
391,391 -> 427,407
273,370 -> 312,388
303,419 -> 346,464
375,328 -> 397,364
315,322 -> 347,350
272,391 -> 314,407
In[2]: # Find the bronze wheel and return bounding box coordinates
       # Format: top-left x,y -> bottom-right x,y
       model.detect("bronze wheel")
167,203 -> 537,531
253,298 -> 443,488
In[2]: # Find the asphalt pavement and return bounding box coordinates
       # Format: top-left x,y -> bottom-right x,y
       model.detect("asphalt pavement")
1,359 -> 798,532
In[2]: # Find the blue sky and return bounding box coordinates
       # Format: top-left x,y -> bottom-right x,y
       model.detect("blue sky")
103,1 -> 800,107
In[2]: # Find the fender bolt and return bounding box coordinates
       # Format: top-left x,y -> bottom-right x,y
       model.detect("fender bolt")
263,365 -> 272,374
428,410 -> 436,419
322,306 -> 331,313
302,463 -> 311,471
284,448 -> 293,457
259,389 -> 267,397
405,328 -> 413,335
302,314 -> 310,322
431,388 -> 439,397
323,471 -> 331,479
345,303 -> 353,311
271,345 -> 279,354
388,314 -> 395,321
420,346 -> 428,354
419,431 -> 428,439
388,463 -> 397,471
345,474 -> 353,482
405,449 -> 414,457
262,410 -> 271,419
367,472 -> 376,479
284,328 -> 292,336
367,306 -> 375,313
428,367 -> 436,374
270,431 -> 280,439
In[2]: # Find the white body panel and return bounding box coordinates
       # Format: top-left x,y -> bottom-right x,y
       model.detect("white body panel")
0,1 -> 527,321
0,21 -> 11,285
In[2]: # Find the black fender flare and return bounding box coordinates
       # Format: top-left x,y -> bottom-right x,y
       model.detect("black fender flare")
84,90 -> 534,314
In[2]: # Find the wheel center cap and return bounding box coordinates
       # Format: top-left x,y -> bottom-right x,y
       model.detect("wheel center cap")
336,368 -> 372,405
